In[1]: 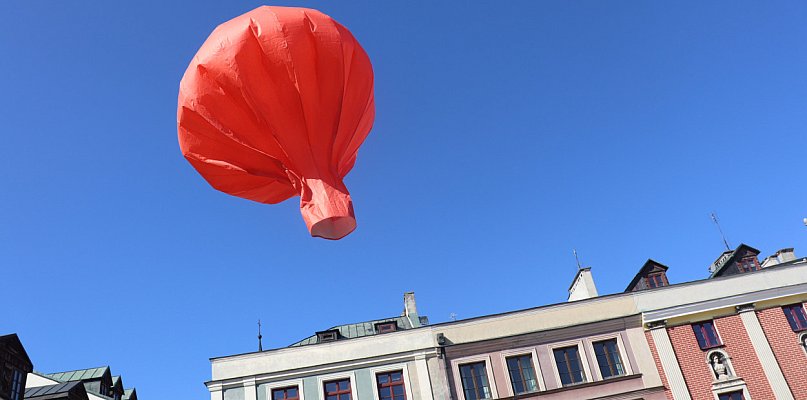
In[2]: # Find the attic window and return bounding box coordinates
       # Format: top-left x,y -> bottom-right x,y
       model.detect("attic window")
317,330 -> 339,343
375,322 -> 397,334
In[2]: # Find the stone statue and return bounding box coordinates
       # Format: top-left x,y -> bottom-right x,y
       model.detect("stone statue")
711,353 -> 729,380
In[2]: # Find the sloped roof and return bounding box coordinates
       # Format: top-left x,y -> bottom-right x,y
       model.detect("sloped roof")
46,367 -> 109,382
289,316 -> 416,347
25,381 -> 87,400
709,243 -> 760,278
624,259 -> 669,292
0,333 -> 33,371
122,388 -> 136,400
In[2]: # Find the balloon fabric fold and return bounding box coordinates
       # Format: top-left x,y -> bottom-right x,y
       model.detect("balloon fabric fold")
177,6 -> 375,240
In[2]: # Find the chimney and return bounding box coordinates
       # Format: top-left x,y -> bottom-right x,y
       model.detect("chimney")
403,292 -> 422,327
568,267 -> 599,301
761,248 -> 796,268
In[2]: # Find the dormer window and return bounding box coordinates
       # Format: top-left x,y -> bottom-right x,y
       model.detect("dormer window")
317,330 -> 339,343
646,272 -> 667,288
375,322 -> 397,334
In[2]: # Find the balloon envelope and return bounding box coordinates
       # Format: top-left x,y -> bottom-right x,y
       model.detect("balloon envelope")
178,6 -> 375,240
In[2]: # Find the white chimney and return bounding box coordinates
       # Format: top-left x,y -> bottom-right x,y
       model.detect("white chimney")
403,292 -> 424,327
568,267 -> 599,302
761,248 -> 797,268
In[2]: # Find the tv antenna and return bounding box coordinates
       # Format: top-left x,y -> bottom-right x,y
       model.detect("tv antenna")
449,313 -> 457,322
257,319 -> 263,352
710,212 -> 731,251
573,249 -> 582,270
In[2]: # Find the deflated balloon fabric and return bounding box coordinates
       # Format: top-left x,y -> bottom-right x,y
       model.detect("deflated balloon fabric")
177,6 -> 375,240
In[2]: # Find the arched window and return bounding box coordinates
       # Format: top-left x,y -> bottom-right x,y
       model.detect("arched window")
705,350 -> 734,381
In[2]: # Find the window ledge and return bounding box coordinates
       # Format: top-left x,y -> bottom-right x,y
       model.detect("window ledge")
499,374 -> 643,398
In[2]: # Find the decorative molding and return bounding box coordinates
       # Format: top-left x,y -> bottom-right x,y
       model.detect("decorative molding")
450,354 -> 498,400
649,327 -> 692,400
710,377 -> 751,400
735,303 -> 755,313
647,320 -> 667,330
737,309 -> 794,400
497,346 -> 546,395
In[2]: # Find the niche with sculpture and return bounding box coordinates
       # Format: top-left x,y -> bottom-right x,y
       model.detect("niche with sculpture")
706,350 -> 734,381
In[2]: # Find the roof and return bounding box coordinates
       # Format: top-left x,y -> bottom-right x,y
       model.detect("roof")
122,388 -> 136,400
624,259 -> 669,292
0,333 -> 33,370
709,243 -> 761,278
25,381 -> 87,400
288,316 -> 416,347
46,367 -> 110,382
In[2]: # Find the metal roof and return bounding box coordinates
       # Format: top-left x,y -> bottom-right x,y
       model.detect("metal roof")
288,316 -> 415,347
46,367 -> 109,382
24,381 -> 85,399
123,389 -> 135,399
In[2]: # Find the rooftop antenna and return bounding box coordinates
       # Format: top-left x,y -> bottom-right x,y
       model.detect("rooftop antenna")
257,319 -> 263,352
710,212 -> 731,251
449,313 -> 457,322
573,249 -> 582,270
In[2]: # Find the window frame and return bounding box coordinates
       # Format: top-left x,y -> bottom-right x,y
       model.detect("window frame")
585,333 -> 633,381
692,320 -> 724,350
450,355 -> 498,400
782,303 -> 807,332
498,347 -> 545,396
369,364 -> 414,400
256,378 -> 306,400
317,372 -> 357,400
271,386 -> 301,400
547,340 -> 592,388
10,369 -> 24,400
374,322 -> 398,334
646,272 -> 667,288
711,383 -> 752,400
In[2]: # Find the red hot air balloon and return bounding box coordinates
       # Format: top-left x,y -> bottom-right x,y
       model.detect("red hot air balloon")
177,6 -> 375,240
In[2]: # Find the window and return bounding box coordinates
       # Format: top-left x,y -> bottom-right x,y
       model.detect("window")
593,339 -> 625,379
646,273 -> 665,288
783,304 -> 807,332
375,322 -> 397,334
718,391 -> 744,400
317,330 -> 339,343
505,355 -> 538,394
738,258 -> 759,273
376,371 -> 406,400
459,362 -> 491,400
553,346 -> 586,386
272,387 -> 299,400
692,321 -> 722,349
101,381 -> 110,397
324,379 -> 351,400
10,369 -> 24,400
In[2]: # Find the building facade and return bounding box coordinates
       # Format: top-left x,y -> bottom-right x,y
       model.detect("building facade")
206,246 -> 807,400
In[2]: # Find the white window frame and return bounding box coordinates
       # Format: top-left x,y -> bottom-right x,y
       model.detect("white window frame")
711,382 -> 752,400
585,333 -> 633,381
318,372 -> 358,400
547,340 -> 592,388
692,319 -> 725,349
450,354 -> 498,400
498,347 -> 545,396
256,378 -> 306,400
369,363 -> 414,400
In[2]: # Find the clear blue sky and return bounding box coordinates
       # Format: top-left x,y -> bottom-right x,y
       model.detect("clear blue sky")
1,1 -> 805,399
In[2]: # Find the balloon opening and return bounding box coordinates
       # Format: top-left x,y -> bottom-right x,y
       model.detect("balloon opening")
300,178 -> 357,240
310,216 -> 357,240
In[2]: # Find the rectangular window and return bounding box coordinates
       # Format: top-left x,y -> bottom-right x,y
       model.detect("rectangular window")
593,339 -> 625,379
376,371 -> 406,400
738,258 -> 758,273
647,273 -> 665,288
553,346 -> 585,386
324,379 -> 351,400
718,391 -> 744,400
783,304 -> 807,332
505,355 -> 538,394
459,362 -> 491,400
10,369 -> 24,400
272,387 -> 299,400
692,321 -> 722,349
